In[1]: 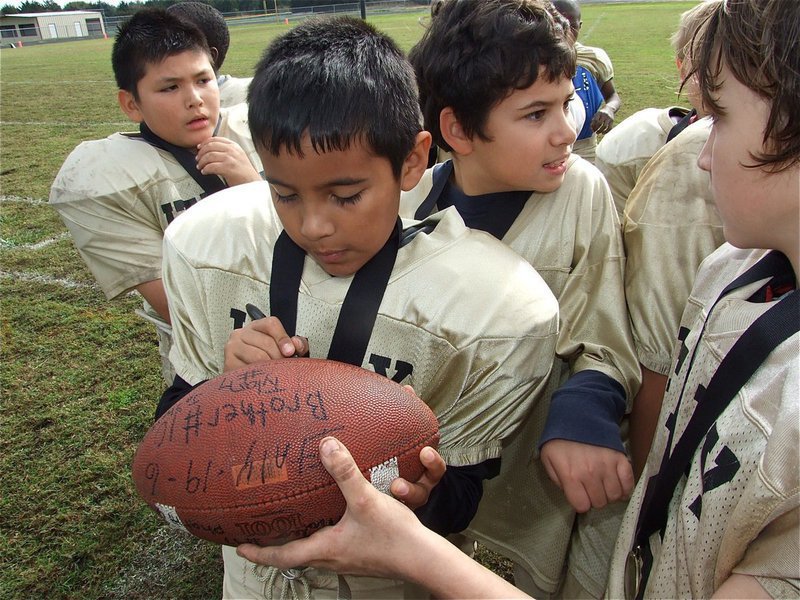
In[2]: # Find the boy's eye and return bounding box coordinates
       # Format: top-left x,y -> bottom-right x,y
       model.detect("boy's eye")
161,84 -> 178,92
272,189 -> 298,203
563,96 -> 575,113
333,192 -> 362,206
526,110 -> 546,121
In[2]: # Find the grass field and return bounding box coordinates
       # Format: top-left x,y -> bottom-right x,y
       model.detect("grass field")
1,3 -> 698,598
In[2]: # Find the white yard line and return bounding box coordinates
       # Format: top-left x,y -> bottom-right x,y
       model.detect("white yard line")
0,195 -> 48,205
0,231 -> 70,250
0,269 -> 99,290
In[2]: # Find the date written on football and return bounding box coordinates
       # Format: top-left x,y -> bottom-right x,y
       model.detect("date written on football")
142,425 -> 345,497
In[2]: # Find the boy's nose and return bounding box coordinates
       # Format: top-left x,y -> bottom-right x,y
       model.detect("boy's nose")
697,128 -> 714,172
555,110 -> 578,147
300,211 -> 335,241
186,85 -> 204,107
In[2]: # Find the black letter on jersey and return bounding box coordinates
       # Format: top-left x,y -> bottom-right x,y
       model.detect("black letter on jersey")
688,423 -> 741,519
369,353 -> 413,384
230,308 -> 247,330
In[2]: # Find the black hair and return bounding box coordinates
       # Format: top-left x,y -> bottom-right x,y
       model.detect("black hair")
167,2 -> 230,72
112,8 -> 211,98
408,0 -> 575,152
247,16 -> 422,179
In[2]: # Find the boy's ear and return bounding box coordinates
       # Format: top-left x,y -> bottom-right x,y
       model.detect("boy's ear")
118,89 -> 143,123
400,131 -> 433,192
440,107 -> 473,156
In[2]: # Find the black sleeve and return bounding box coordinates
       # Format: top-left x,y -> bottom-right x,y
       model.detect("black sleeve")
154,375 -> 207,422
413,457 -> 501,536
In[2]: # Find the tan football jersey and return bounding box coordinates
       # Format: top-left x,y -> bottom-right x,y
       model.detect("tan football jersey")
50,103 -> 262,382
623,118 -> 725,376
400,156 -> 640,596
163,180 -> 560,599
607,245 -> 800,599
596,107 -> 688,216
217,74 -> 252,108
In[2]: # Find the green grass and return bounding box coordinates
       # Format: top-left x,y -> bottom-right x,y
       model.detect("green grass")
0,3 -> 698,598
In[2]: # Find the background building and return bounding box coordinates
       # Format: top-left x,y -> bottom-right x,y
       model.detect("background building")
0,10 -> 106,44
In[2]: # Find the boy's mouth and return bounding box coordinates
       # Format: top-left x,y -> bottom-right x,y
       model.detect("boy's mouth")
543,155 -> 569,174
187,116 -> 210,130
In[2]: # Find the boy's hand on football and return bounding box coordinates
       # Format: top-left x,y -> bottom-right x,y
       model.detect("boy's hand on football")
196,136 -> 261,186
223,316 -> 309,372
540,439 -> 634,513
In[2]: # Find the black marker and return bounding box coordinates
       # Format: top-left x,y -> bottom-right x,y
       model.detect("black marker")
245,302 -> 303,357
245,303 -> 267,321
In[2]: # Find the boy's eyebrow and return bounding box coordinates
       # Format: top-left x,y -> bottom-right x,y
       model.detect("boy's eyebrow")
155,69 -> 213,84
517,88 -> 576,111
267,176 -> 368,189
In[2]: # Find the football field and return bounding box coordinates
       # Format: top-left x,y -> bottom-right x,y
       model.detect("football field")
0,3 -> 697,598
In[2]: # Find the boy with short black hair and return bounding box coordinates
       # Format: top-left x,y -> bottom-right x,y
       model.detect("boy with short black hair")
403,0 -> 639,596
50,9 -> 262,384
161,15 -> 559,599
167,2 -> 252,107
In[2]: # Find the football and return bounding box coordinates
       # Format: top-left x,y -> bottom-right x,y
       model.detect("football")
131,358 -> 440,546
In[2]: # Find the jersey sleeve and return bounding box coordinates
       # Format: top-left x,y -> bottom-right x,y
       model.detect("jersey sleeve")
623,120 -> 725,375
554,162 -> 641,409
576,44 -> 614,86
49,140 -> 169,299
163,229 -> 221,385
430,325 -> 558,466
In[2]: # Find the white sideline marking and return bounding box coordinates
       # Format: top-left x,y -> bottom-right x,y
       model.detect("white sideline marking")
0,232 -> 69,250
0,120 -> 128,127
0,195 -> 47,205
8,80 -> 115,84
0,270 -> 98,290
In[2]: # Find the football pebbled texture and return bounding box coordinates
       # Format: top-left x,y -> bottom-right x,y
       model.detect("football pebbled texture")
132,358 -> 440,546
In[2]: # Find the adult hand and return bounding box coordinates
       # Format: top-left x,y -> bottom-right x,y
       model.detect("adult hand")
237,437 -> 437,579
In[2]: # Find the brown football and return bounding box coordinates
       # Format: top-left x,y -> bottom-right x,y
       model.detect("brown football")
131,358 -> 439,546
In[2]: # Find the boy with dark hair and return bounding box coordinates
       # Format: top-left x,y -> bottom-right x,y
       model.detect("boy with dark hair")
242,4 -> 798,596
50,9 -> 262,384
160,15 -> 559,599
402,0 -> 639,596
167,2 -> 252,107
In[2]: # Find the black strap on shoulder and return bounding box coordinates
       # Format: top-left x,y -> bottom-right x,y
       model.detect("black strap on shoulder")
632,251 -> 799,597
268,220 -> 401,366
665,108 -> 697,144
327,220 -> 401,365
139,122 -> 227,195
414,160 -> 453,220
269,231 -> 307,337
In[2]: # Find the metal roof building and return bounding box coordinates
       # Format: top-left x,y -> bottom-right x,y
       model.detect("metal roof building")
0,10 -> 107,44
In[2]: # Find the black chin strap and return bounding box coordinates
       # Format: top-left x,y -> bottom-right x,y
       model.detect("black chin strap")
269,220 -> 401,366
139,122 -> 227,195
